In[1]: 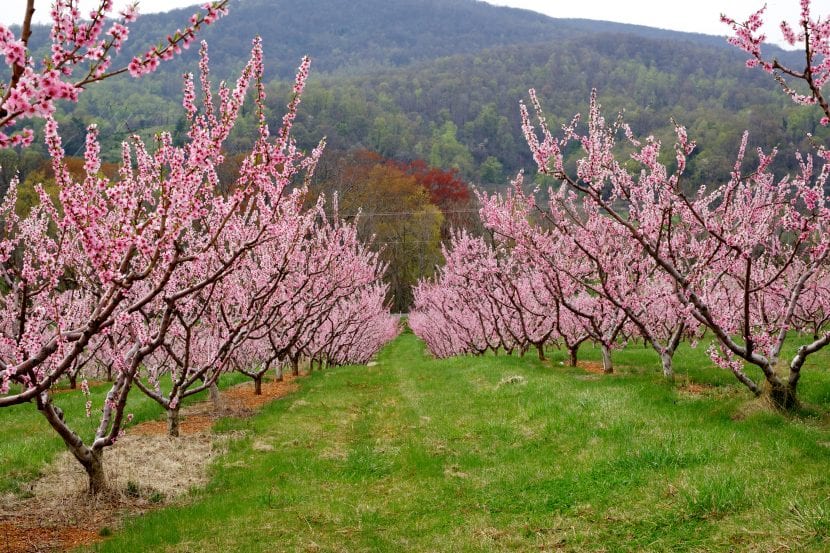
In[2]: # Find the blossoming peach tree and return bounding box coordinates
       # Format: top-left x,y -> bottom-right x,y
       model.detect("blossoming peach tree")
412,1 -> 830,405
0,2 -> 396,492
479,1 -> 830,408
0,0 -> 229,148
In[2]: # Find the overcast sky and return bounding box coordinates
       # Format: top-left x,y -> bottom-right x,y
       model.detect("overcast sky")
487,0 -> 830,47
3,0 -> 830,47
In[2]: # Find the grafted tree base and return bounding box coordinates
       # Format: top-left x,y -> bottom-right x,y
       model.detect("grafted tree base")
601,345 -> 613,374
567,347 -> 578,367
73,448 -> 108,495
85,455 -> 107,495
660,352 -> 675,382
167,407 -> 181,438
209,383 -> 221,409
764,383 -> 799,411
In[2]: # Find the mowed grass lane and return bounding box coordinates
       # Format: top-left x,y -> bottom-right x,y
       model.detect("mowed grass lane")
90,330 -> 830,552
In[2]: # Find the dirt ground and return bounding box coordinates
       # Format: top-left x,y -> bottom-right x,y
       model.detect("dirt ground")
0,375 -> 299,553
578,360 -> 614,375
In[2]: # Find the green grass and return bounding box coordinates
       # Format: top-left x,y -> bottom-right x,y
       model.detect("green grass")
0,372 -> 247,494
3,331 -> 830,550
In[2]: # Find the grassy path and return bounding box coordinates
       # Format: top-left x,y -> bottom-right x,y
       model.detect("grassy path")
84,330 -> 830,552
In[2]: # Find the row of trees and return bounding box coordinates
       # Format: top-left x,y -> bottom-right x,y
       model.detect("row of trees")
412,1 -> 830,410
0,2 -> 397,494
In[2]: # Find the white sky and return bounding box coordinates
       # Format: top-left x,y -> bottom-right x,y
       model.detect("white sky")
486,0 -> 830,48
3,0 -> 830,48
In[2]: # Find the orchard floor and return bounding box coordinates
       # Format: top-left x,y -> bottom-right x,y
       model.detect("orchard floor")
3,330 -> 830,552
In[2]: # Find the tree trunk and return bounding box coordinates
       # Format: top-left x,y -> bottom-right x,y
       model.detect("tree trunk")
766,380 -> 798,410
209,382 -> 221,409
254,374 -> 263,396
291,358 -> 299,377
65,443 -> 108,494
567,345 -> 578,367
38,395 -> 109,494
601,345 -> 613,374
83,448 -> 107,495
167,406 -> 181,437
536,343 -> 546,361
276,365 -> 284,382
68,373 -> 77,390
660,350 -> 674,381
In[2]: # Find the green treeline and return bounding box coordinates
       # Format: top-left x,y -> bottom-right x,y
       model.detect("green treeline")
5,0 -> 819,192
17,38 -> 819,192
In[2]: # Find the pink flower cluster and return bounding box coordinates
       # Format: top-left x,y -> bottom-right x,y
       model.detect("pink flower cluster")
0,0 -> 229,147
723,1 -> 830,120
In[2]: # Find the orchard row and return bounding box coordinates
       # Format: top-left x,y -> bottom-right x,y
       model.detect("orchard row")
0,2 -> 397,494
413,2 -> 830,412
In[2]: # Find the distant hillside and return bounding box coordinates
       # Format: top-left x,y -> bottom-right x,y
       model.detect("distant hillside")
23,0 -> 801,80
13,0 -> 822,189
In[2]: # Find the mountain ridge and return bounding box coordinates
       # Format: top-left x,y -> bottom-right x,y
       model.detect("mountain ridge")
19,0 -> 802,79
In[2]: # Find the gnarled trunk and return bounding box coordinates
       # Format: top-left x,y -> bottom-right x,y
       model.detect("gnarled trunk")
601,345 -> 613,374
209,382 -> 221,408
254,374 -> 263,395
167,405 -> 181,437
84,449 -> 107,495
766,381 -> 798,410
567,345 -> 579,367
66,442 -> 108,494
767,364 -> 799,410
536,343 -> 546,361
660,350 -> 674,381
291,357 -> 299,377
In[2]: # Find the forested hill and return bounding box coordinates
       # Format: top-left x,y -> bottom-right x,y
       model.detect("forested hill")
24,0 -> 800,80
8,0 -> 824,190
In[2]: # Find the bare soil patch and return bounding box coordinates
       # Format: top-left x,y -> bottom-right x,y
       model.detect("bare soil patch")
0,522 -> 99,553
221,376 -> 299,411
578,360 -> 613,375
129,414 -> 213,436
0,373 -> 301,552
